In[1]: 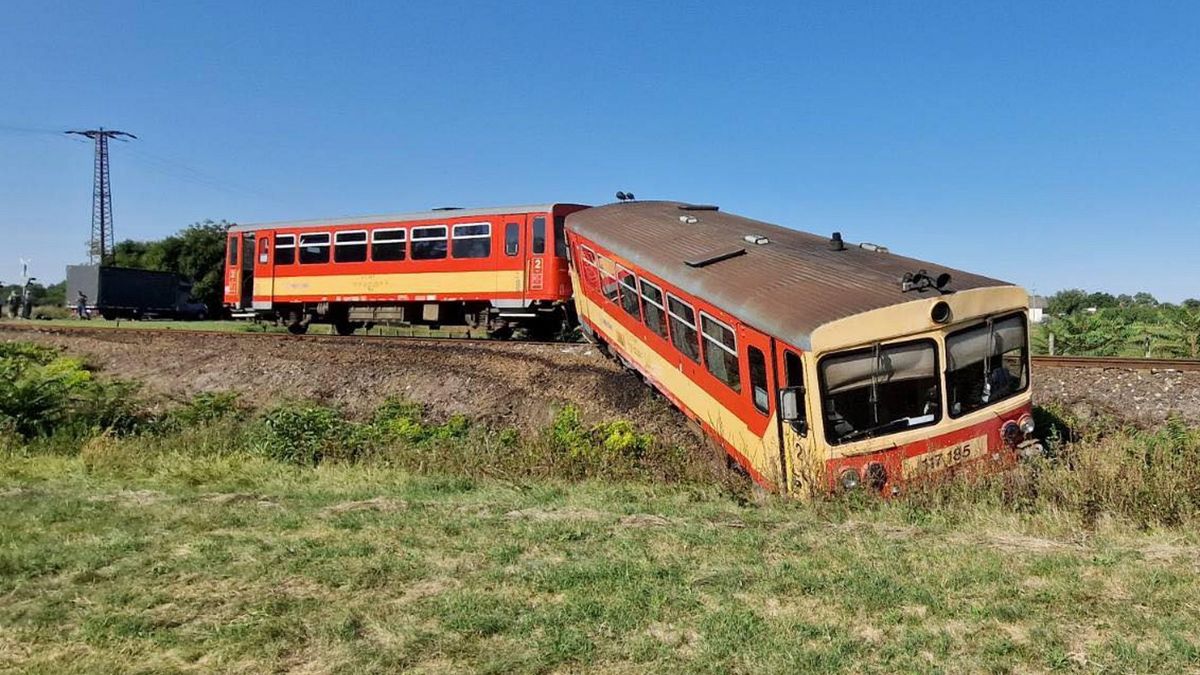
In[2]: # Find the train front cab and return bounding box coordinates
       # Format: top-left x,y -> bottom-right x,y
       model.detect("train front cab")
568,241 -> 1035,497
782,286 -> 1038,496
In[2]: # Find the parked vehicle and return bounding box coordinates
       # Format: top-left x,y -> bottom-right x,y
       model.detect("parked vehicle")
66,265 -> 206,320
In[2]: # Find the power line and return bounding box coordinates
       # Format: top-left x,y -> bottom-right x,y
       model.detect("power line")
65,128 -> 136,264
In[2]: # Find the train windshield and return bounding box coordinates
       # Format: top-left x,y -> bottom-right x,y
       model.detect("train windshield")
945,313 -> 1029,417
820,340 -> 941,444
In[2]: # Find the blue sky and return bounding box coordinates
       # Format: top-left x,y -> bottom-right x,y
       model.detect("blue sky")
1,1 -> 1196,300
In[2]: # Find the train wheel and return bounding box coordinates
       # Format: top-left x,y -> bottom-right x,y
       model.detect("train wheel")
334,320 -> 358,336
287,322 -> 309,335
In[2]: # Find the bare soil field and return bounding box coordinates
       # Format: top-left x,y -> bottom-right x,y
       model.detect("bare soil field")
3,323 -> 1199,435
0,324 -> 701,446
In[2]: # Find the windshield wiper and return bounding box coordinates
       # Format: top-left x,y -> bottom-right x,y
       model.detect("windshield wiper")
839,417 -> 912,443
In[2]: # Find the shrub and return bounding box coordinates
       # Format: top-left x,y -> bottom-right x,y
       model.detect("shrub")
255,402 -> 359,465
168,392 -> 242,427
0,341 -> 145,439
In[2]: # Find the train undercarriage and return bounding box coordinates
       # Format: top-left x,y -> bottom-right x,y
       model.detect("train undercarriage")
259,300 -> 573,340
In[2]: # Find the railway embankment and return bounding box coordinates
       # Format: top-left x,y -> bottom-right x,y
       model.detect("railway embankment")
3,322 -> 1199,428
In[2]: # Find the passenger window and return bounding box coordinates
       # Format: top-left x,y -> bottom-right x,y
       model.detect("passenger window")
784,351 -> 804,388
334,231 -> 368,263
371,229 -> 406,261
505,222 -> 519,256
299,233 -> 330,264
553,216 -> 567,258
228,238 -> 238,266
700,313 -> 741,392
597,256 -> 619,302
452,223 -> 491,259
579,247 -> 599,289
617,269 -> 641,320
639,279 -> 667,338
667,295 -> 700,362
274,234 -> 295,265
532,216 -> 546,255
411,225 -> 448,260
748,347 -> 769,414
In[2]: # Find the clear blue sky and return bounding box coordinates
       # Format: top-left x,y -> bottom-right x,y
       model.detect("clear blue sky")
1,1 -> 1196,300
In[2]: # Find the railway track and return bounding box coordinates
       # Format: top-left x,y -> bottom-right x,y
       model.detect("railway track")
0,321 -> 574,350
1031,355 -> 1200,372
2,321 -> 1198,371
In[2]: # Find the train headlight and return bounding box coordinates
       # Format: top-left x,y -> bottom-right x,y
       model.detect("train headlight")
1019,414 -> 1036,435
865,462 -> 888,492
839,468 -> 861,490
1002,420 -> 1022,447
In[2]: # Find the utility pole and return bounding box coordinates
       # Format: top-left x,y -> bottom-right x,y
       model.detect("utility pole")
66,128 -> 137,264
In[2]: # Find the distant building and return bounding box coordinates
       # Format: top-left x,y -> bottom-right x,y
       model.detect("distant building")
1028,294 -> 1048,323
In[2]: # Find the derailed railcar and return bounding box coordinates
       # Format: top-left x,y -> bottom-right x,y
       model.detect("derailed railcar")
223,203 -> 587,335
566,201 -> 1040,497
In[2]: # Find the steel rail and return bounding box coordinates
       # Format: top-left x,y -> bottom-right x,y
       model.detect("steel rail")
0,322 -> 574,350
1031,355 -> 1200,372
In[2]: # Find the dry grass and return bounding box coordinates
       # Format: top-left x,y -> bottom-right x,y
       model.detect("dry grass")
4,430 -> 1200,673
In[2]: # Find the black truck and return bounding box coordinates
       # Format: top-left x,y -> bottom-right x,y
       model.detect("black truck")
66,265 -> 207,320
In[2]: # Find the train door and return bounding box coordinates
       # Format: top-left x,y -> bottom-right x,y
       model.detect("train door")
503,216 -> 527,304
526,214 -> 548,299
775,344 -> 821,496
240,234 -> 255,309
253,232 -> 274,309
225,234 -> 241,307
738,326 -> 788,489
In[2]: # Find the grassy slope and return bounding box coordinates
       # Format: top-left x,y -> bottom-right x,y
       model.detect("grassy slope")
3,451 -> 1200,674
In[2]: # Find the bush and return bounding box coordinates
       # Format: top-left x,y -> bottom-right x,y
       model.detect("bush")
32,304 -> 71,320
254,402 -> 359,465
0,341 -> 145,439
168,392 -> 242,427
905,418 -> 1200,528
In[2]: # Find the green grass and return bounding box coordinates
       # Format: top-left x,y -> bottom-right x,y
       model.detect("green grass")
4,441 -> 1200,673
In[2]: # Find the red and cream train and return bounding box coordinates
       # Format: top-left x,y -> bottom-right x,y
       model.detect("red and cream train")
225,199 -> 1040,497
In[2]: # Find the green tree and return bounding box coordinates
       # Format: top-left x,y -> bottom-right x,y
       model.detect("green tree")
108,220 -> 229,314
1045,311 -> 1134,356
1146,306 -> 1200,358
1046,289 -> 1090,316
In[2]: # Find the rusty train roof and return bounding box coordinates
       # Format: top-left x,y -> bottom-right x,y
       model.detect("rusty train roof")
566,201 -> 1014,347
228,203 -> 584,233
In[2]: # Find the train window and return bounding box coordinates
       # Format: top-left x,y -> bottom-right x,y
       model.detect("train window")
784,350 -> 804,388
334,230 -> 368,263
617,269 -> 641,320
452,223 -> 492,259
505,223 -> 520,256
667,295 -> 700,362
597,260 -> 619,303
299,233 -> 331,264
553,216 -> 567,258
748,346 -> 769,413
228,238 -> 238,266
700,313 -> 741,392
532,216 -> 546,255
945,312 -> 1029,418
274,234 -> 295,265
820,340 -> 940,445
371,229 -> 406,261
411,225 -> 448,260
579,246 -> 599,289
638,279 -> 667,338
258,237 -> 270,264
